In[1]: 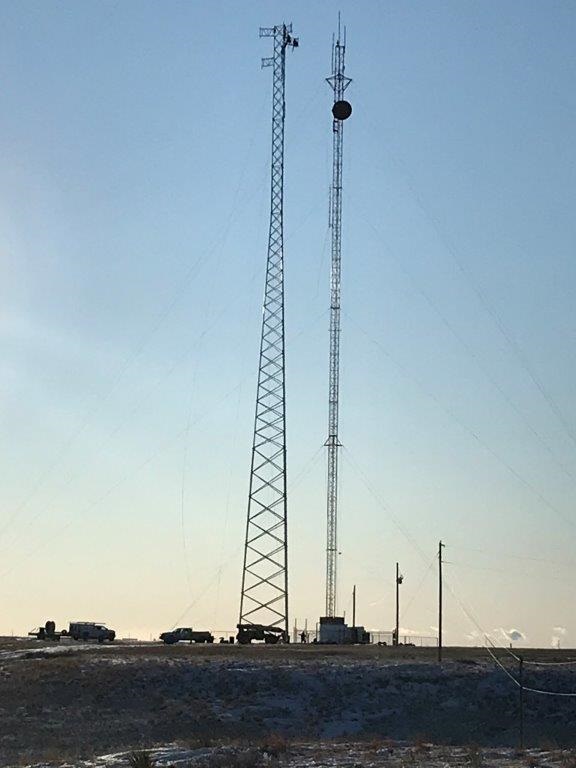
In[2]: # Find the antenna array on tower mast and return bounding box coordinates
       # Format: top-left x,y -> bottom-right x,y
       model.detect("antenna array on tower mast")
238,23 -> 298,642
324,20 -> 352,618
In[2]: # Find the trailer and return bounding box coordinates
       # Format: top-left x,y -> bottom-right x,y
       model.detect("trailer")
28,620 -> 62,641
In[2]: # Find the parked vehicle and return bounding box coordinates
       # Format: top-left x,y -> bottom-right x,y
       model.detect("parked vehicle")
28,620 -> 62,641
68,622 -> 115,643
236,623 -> 288,644
159,627 -> 214,645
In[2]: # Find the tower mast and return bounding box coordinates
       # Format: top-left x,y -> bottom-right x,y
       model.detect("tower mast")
238,24 -> 298,642
325,20 -> 352,618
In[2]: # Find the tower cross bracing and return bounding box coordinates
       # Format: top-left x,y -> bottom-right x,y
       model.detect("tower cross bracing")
239,23 -> 298,640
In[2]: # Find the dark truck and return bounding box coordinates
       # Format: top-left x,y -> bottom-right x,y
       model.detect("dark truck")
160,627 -> 214,645
236,623 -> 288,644
68,621 -> 116,642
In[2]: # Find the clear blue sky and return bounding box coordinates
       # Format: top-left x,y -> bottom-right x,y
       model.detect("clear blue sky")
1,0 -> 575,646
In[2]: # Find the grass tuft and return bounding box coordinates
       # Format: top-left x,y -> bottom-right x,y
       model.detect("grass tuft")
467,744 -> 483,768
128,750 -> 155,768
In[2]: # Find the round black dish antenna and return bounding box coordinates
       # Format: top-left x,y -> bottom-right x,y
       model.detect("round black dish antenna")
332,100 -> 352,120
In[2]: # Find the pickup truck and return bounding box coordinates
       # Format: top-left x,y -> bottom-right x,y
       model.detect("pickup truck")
68,622 -> 116,642
159,627 -> 214,645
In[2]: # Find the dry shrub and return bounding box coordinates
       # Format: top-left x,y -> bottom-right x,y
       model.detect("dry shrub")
540,739 -> 559,752
414,735 -> 431,753
261,733 -> 289,757
561,750 -> 576,768
466,745 -> 483,768
128,751 -> 155,768
381,738 -> 397,749
366,736 -> 397,751
524,754 -> 540,768
401,749 -> 417,767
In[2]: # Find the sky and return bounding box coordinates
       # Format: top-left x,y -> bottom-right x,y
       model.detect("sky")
1,0 -> 576,646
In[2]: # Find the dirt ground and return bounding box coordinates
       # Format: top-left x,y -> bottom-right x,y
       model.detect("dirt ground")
2,639 -> 576,766
72,742 -> 576,768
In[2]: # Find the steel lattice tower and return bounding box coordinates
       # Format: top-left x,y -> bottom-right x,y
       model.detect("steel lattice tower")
238,23 -> 298,641
324,22 -> 352,618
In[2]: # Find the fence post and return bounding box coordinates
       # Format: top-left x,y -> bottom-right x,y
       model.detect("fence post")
519,655 -> 524,749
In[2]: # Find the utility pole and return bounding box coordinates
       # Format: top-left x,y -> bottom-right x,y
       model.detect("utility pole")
352,584 -> 356,627
238,24 -> 298,642
395,562 -> 403,646
438,540 -> 444,662
324,16 -> 352,619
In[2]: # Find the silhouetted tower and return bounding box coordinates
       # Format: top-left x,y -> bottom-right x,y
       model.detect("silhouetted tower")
325,19 -> 352,618
239,24 -> 298,640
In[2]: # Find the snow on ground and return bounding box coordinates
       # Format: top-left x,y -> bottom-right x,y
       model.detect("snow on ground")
19,742 -> 576,768
3,643 -> 576,765
0,639 -> 142,662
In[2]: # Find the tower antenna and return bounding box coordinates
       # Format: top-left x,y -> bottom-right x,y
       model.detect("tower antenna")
238,23 -> 298,644
324,21 -> 352,618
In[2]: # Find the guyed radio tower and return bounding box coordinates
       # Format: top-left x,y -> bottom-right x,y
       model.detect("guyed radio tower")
324,19 -> 352,619
238,24 -> 298,644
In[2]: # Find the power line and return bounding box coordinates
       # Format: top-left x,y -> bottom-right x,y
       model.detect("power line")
447,543 -> 576,570
402,554 -> 436,620
350,93 -> 576,456
485,644 -> 521,687
0,379 -> 242,585
333,442 -> 574,671
485,634 -> 521,662
0,302 -> 328,596
346,311 -> 576,532
486,643 -> 576,697
341,443 -> 572,663
338,450 -> 576,697
0,286 -> 254,556
341,447 -> 429,565
447,559 -> 571,584
0,128 -> 270,546
443,573 -> 489,641
170,545 -> 243,630
352,205 -> 576,491
524,685 -> 576,697
288,445 -> 325,493
487,637 -> 576,667
523,660 -> 576,667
